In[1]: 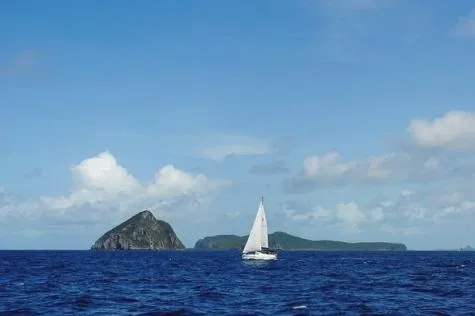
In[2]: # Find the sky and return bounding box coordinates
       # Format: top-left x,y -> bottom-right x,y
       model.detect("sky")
1,0 -> 475,250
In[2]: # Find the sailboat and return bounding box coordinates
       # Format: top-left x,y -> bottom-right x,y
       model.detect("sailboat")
242,196 -> 278,260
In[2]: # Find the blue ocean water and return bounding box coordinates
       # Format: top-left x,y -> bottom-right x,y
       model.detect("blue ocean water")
0,250 -> 474,315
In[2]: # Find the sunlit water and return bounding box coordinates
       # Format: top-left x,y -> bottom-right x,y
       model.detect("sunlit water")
1,250 -> 474,315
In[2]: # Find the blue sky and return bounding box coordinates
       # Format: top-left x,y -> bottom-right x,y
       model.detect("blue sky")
1,0 -> 475,250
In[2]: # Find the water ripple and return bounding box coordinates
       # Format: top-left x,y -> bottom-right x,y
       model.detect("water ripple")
0,250 -> 474,315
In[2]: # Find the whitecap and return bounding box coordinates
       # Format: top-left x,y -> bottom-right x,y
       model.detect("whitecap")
293,305 -> 307,310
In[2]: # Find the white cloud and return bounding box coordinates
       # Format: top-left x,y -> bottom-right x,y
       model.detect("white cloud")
408,111 -> 475,150
371,207 -> 384,221
285,151 -> 449,192
41,152 -> 142,210
0,187 -> 42,221
335,202 -> 366,232
147,165 -> 224,198
0,151 -> 232,245
199,134 -> 273,161
283,204 -> 332,222
73,152 -> 141,194
453,10 -> 475,38
0,151 -> 233,249
302,151 -> 406,183
380,200 -> 394,208
283,201 -> 367,233
41,151 -> 230,212
282,183 -> 475,242
303,151 -> 355,178
285,111 -> 475,193
372,187 -> 475,224
238,184 -> 475,249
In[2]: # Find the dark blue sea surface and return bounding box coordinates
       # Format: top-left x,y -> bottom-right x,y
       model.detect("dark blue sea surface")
1,250 -> 474,315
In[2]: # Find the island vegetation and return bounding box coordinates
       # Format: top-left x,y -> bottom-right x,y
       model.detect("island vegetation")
194,231 -> 407,251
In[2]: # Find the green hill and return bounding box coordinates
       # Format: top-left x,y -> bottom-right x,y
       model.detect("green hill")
194,231 -> 407,251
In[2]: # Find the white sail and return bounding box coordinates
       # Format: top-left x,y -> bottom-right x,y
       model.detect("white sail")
260,200 -> 269,248
242,197 -> 277,260
242,199 -> 265,254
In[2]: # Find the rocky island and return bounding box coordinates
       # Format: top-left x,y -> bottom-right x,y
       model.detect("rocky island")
91,210 -> 185,250
195,231 -> 407,251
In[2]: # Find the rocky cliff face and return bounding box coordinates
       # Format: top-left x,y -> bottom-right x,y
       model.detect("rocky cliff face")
91,210 -> 185,250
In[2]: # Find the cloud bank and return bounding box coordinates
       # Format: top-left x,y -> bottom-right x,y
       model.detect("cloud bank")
282,185 -> 475,237
41,151 -> 228,210
285,110 -> 475,193
1,151 -> 231,243
408,111 -> 475,150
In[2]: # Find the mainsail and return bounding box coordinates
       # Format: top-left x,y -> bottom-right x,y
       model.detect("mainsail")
242,197 -> 268,254
260,199 -> 269,248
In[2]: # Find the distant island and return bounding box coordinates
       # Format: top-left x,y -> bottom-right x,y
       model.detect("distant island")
460,245 -> 474,251
91,210 -> 185,250
89,210 -> 407,251
194,231 -> 407,251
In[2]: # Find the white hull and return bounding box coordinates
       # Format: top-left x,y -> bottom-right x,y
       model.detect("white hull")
242,251 -> 277,260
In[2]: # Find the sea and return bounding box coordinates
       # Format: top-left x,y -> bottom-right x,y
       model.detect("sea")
0,250 -> 474,315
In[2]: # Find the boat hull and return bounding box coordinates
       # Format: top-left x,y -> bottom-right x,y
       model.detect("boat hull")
242,251 -> 277,260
